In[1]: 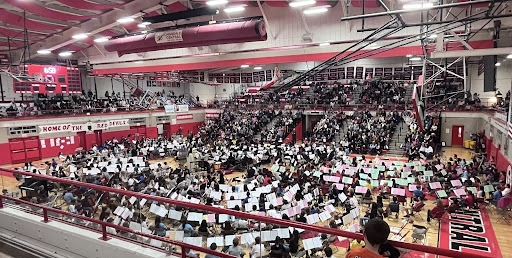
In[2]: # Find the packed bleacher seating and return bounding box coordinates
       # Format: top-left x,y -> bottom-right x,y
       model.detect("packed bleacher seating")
359,81 -> 407,106
403,114 -> 441,161
2,89 -> 202,117
312,112 -> 344,143
341,111 -> 400,155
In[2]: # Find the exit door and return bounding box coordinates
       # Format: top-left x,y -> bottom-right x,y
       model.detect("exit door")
452,125 -> 464,147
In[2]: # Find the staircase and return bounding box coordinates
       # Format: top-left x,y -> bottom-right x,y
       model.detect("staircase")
404,85 -> 414,104
349,86 -> 362,105
334,119 -> 350,143
254,113 -> 281,141
386,121 -> 408,156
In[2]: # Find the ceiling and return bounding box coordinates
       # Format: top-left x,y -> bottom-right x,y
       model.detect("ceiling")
0,0 -> 510,69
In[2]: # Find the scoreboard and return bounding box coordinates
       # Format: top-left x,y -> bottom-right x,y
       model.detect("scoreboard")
13,65 -> 81,94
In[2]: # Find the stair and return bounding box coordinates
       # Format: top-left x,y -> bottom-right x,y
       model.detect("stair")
254,112 -> 281,141
334,119 -> 350,143
349,87 -> 362,105
386,121 -> 408,156
404,85 -> 414,105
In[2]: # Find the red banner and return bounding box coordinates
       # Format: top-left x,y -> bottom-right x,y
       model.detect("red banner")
176,114 -> 193,120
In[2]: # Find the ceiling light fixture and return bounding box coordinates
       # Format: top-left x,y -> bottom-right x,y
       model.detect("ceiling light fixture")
138,22 -> 151,28
403,2 -> 434,10
289,0 -> 316,7
495,62 -> 501,67
117,17 -> 135,23
410,57 -> 422,61
224,6 -> 245,13
406,54 -> 413,57
507,54 -> 512,59
134,61 -> 143,64
72,33 -> 89,39
94,37 -> 109,43
206,0 -> 228,6
241,65 -> 249,68
319,42 -> 330,46
303,7 -> 328,15
254,66 -> 262,70
58,51 -> 72,57
37,49 -> 51,54
429,34 -> 438,38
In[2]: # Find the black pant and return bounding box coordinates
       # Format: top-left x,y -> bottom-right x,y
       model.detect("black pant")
427,209 -> 432,222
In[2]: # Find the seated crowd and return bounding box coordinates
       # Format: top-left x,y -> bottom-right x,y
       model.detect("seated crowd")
359,81 -> 407,106
340,111 -> 400,155
13,119 -> 510,257
2,89 -> 202,117
403,115 -> 441,161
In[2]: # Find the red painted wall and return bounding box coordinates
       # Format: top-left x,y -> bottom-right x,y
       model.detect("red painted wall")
84,133 -> 96,150
40,136 -> 80,159
483,135 -> 511,172
283,122 -> 302,143
170,122 -> 204,135
146,126 -> 158,138
496,149 -> 512,172
0,143 -> 12,165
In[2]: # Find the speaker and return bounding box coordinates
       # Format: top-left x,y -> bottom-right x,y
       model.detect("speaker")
483,55 -> 496,92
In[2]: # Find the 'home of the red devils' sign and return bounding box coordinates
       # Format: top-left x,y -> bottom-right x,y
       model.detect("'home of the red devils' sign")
439,209 -> 501,257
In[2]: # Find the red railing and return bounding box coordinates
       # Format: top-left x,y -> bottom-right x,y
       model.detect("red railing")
0,168 -> 489,258
0,193 -> 234,258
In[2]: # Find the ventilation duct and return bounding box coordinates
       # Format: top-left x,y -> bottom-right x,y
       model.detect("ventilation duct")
104,20 -> 267,56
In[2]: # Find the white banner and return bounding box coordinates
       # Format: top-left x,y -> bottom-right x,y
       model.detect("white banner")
165,104 -> 175,113
176,105 -> 189,112
92,119 -> 129,130
39,124 -> 86,134
155,30 -> 183,44
39,119 -> 129,134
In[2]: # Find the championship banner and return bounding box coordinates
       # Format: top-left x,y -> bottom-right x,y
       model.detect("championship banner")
176,114 -> 193,120
439,208 -> 501,257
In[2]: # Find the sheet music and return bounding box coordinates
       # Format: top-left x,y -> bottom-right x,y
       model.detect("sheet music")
303,237 -> 322,250
207,236 -> 225,247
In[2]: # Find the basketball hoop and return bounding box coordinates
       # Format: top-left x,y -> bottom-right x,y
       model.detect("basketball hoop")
403,111 -> 415,126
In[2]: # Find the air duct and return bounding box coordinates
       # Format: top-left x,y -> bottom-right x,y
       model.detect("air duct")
104,20 -> 267,56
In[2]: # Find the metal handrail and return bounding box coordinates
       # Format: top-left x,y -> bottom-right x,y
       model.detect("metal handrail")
0,194 -> 235,258
0,168 -> 489,258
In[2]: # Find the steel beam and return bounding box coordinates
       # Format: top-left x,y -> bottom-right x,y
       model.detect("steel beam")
431,47 -> 512,58
341,0 -> 502,21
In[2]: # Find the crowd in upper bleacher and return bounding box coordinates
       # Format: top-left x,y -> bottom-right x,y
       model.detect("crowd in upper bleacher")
359,81 -> 407,106
2,89 -> 202,117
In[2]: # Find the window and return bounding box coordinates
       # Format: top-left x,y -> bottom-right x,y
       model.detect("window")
157,116 -> 170,122
129,117 -> 146,124
8,126 -> 37,135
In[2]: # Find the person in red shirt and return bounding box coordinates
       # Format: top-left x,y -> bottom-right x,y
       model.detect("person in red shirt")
463,190 -> 475,208
346,219 -> 390,258
263,176 -> 272,186
427,199 -> 445,223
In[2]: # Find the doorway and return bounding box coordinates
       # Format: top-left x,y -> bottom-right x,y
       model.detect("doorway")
451,125 -> 464,147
